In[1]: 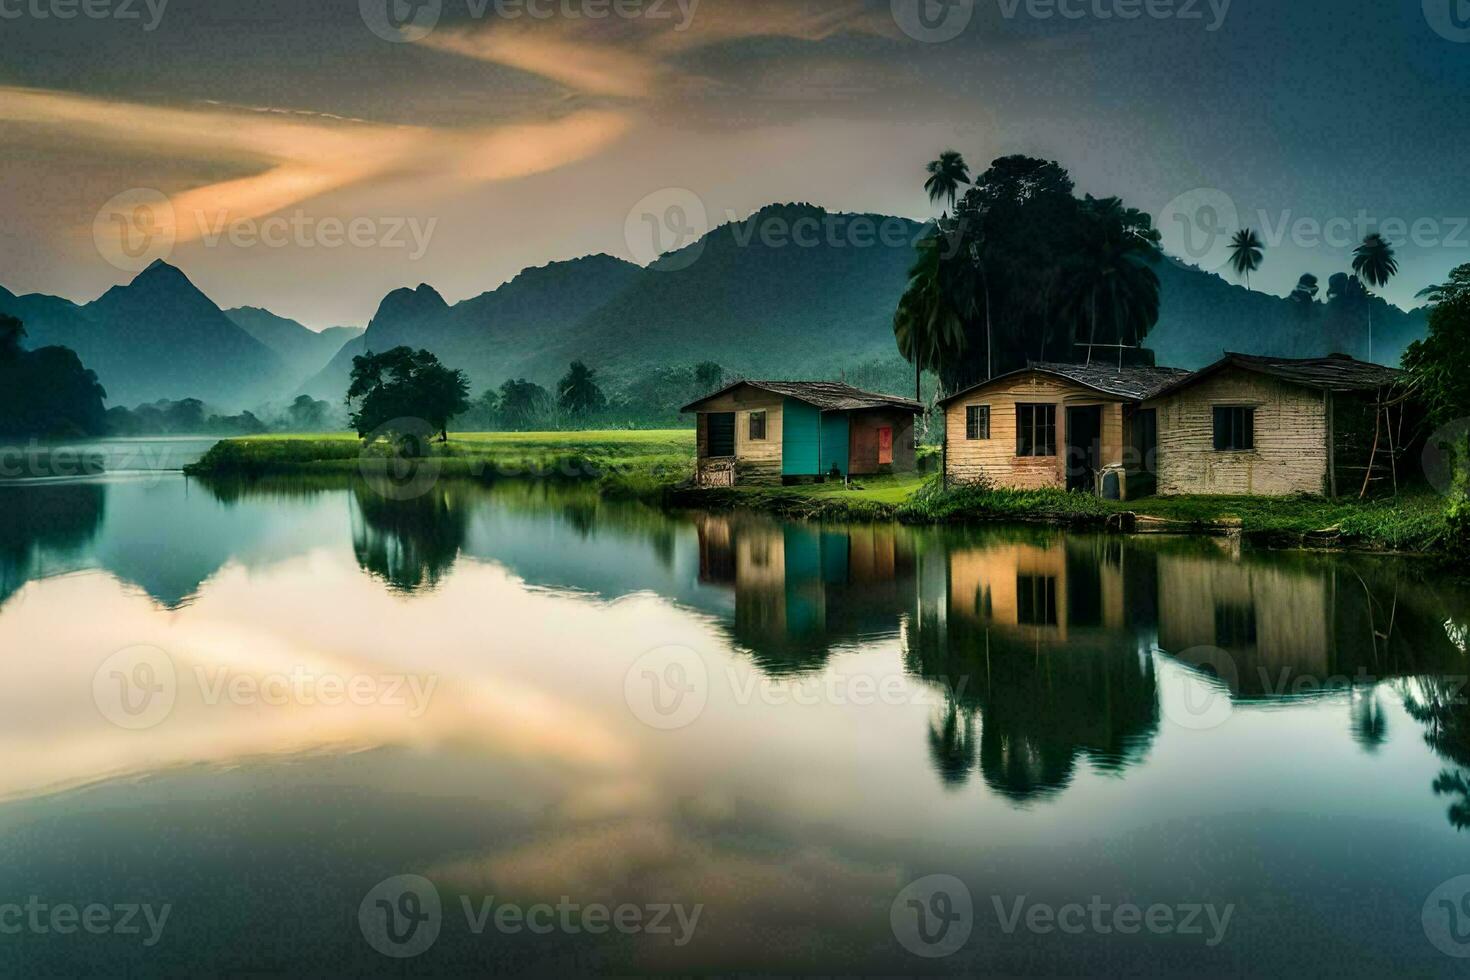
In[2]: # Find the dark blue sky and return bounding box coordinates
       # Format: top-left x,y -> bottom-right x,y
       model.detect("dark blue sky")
2,0 -> 1466,325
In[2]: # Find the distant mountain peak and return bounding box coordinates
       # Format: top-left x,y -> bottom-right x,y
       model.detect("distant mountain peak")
367,283 -> 448,329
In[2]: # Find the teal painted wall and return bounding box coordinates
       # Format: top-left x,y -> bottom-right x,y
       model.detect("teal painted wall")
782,398 -> 820,476
820,412 -> 850,478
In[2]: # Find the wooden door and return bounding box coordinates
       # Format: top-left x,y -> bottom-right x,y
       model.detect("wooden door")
878,427 -> 894,466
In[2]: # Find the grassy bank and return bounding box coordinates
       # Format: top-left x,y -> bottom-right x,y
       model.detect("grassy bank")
184,431 -> 696,498
186,432 -> 1464,557
675,475 -> 1460,556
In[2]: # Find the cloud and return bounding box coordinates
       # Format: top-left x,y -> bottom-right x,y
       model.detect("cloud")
0,86 -> 631,244
418,0 -> 890,102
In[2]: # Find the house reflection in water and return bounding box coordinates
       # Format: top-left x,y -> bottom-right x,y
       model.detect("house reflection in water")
695,510 -> 1470,820
909,532 -> 1161,800
695,513 -> 916,675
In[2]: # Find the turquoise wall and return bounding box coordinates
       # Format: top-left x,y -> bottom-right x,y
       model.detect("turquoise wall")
782,398 -> 820,476
820,412 -> 850,478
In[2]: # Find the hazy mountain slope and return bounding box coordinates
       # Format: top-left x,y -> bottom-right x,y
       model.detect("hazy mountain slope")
226,306 -> 363,384
303,254 -> 642,400
529,204 -> 922,386
1149,260 -> 1429,368
0,261 -> 289,408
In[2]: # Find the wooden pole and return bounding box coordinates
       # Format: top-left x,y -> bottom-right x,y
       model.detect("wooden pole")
1359,391 -> 1382,500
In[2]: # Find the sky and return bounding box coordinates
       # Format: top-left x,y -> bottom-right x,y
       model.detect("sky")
1,0 -> 1468,328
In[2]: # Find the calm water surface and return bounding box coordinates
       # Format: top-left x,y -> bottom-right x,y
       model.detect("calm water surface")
2,465 -> 1469,975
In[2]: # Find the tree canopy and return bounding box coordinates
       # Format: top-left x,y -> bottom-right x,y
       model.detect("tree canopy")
557,361 -> 607,416
347,347 -> 470,442
897,155 -> 1164,392
0,314 -> 108,438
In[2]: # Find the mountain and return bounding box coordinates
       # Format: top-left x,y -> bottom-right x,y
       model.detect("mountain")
311,202 -> 1429,406
1149,260 -> 1428,368
0,261 -> 288,408
225,307 -> 363,385
303,254 -> 642,400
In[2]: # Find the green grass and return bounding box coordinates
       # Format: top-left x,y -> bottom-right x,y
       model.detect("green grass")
185,431 -> 1466,557
184,430 -> 696,499
895,477 -> 1460,556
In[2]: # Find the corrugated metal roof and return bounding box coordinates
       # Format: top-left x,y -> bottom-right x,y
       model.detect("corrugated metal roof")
682,380 -> 924,414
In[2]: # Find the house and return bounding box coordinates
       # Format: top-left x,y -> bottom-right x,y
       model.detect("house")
938,362 -> 1193,498
1143,353 -> 1410,497
682,380 -> 924,486
939,353 -> 1412,499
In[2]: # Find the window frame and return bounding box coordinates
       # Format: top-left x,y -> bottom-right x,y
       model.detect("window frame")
965,404 -> 991,441
748,410 -> 768,442
1016,403 -> 1058,458
1212,406 -> 1256,452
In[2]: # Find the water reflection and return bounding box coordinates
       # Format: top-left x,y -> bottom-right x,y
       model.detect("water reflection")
691,510 -> 1470,819
0,481 -> 106,606
906,535 -> 1160,800
2,473 -> 1469,835
350,482 -> 470,594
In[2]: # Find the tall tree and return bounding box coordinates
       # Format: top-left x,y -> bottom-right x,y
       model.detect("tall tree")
558,361 -> 607,416
1353,232 -> 1398,362
893,228 -> 969,400
924,150 -> 971,215
497,379 -> 552,431
1055,196 -> 1163,366
1228,228 -> 1265,289
347,347 -> 470,444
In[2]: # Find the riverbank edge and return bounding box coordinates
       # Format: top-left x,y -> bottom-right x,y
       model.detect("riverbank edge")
183,436 -> 1464,561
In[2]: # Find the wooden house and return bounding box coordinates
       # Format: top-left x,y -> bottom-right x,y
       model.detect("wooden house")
938,363 -> 1192,498
1144,353 -> 1411,497
683,381 -> 924,486
941,353 -> 1412,499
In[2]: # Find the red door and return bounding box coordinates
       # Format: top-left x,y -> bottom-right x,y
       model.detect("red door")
878,427 -> 893,465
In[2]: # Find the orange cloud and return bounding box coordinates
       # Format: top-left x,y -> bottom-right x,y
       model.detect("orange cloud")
0,86 -> 631,245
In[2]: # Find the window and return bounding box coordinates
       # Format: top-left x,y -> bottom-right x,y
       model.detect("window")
748,410 -> 767,441
1214,602 -> 1257,647
1213,407 -> 1255,451
1017,575 -> 1058,626
1016,404 -> 1057,457
966,405 -> 990,440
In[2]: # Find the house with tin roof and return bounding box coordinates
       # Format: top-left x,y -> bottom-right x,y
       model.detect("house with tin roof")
682,380 -> 924,486
938,353 -> 1412,498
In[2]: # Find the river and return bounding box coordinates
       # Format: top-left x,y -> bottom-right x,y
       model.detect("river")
1,465 -> 1468,974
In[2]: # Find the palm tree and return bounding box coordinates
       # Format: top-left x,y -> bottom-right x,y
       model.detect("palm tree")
1352,233 -> 1398,362
894,229 -> 969,400
1055,196 -> 1163,367
557,361 -> 607,416
924,151 -> 971,215
1228,228 -> 1264,289
1415,262 -> 1470,306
